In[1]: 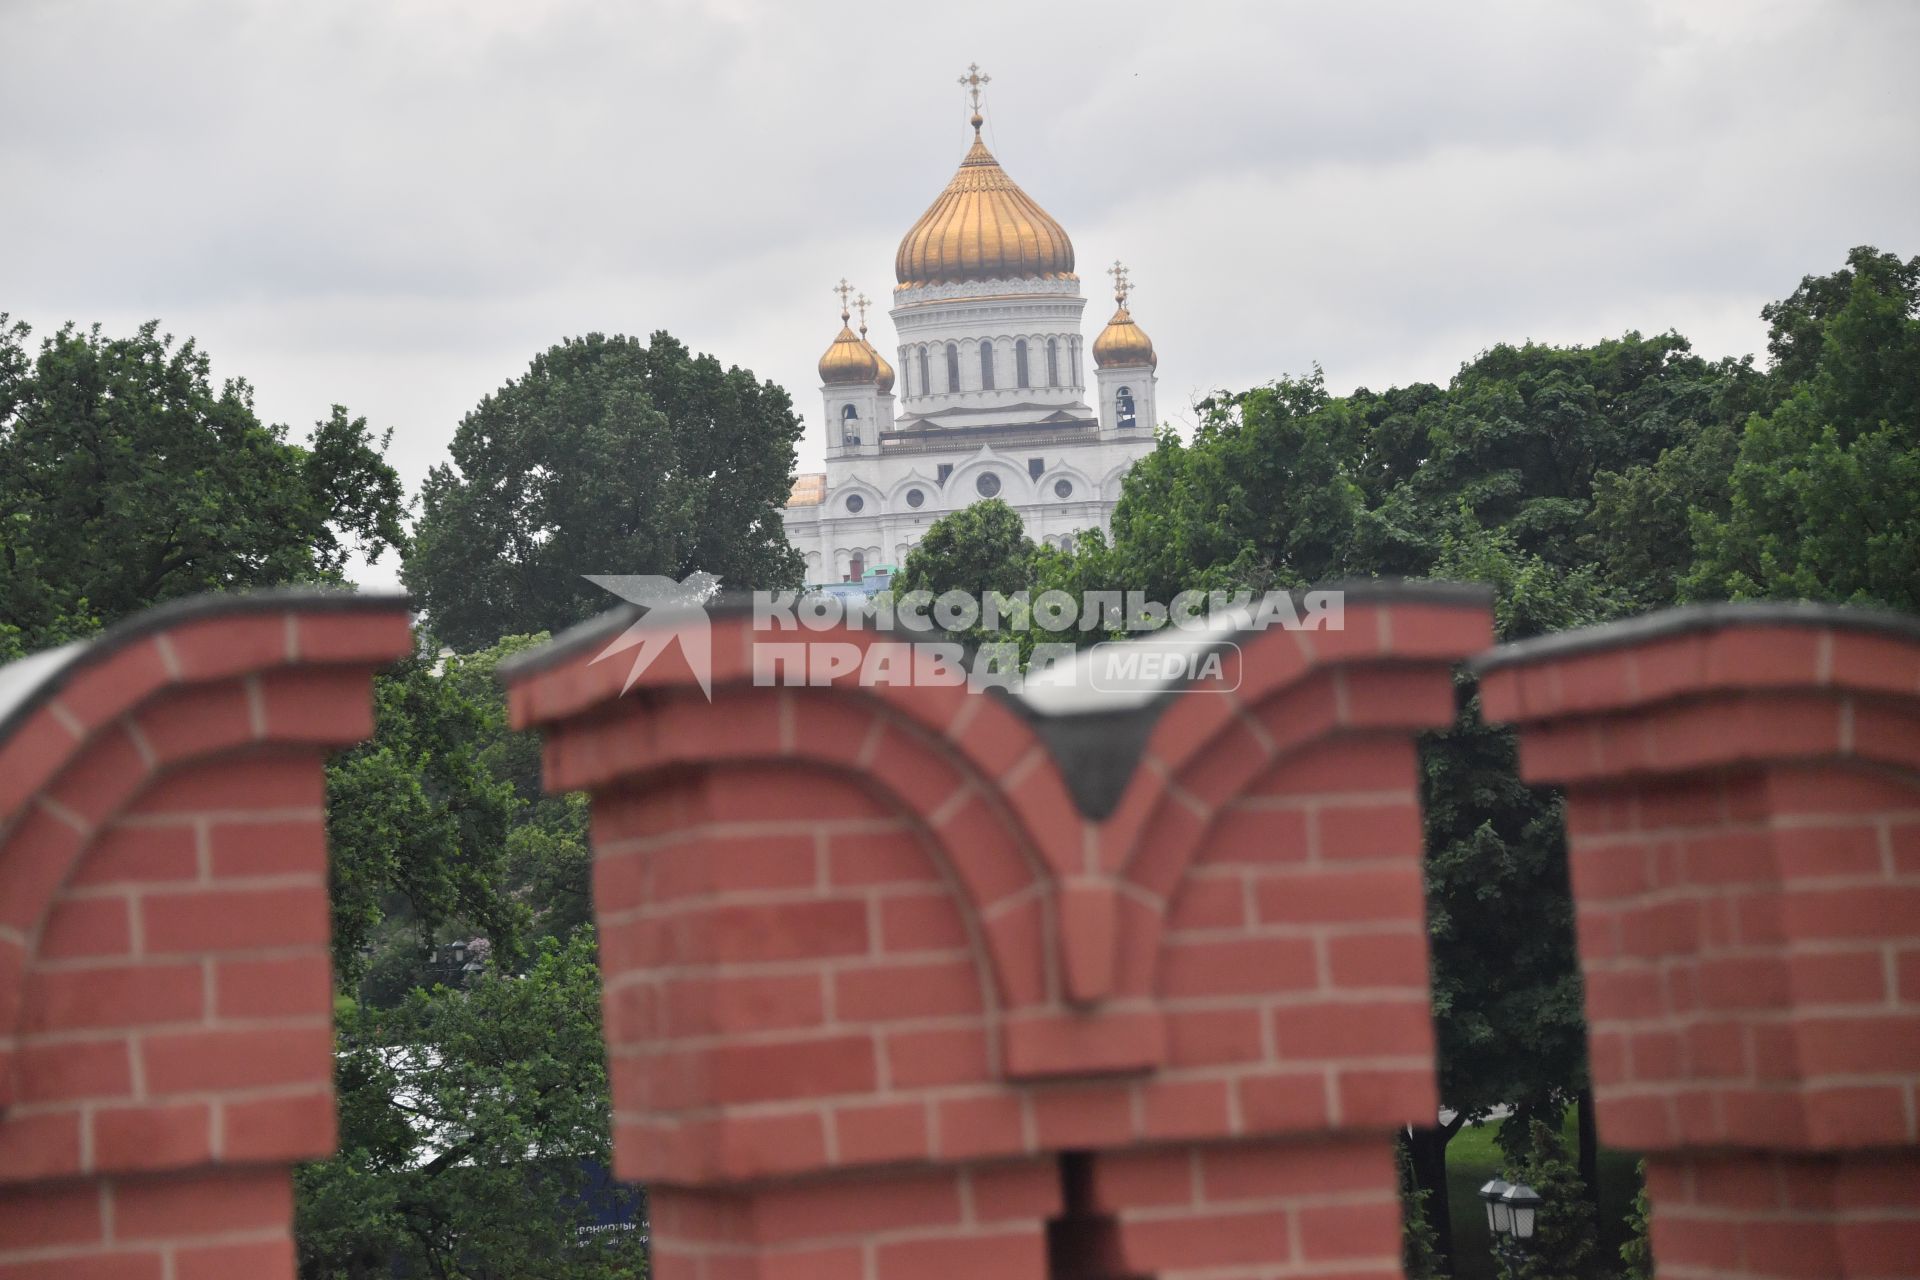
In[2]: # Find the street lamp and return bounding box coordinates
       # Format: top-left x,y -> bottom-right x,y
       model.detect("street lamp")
1479,1176 -> 1543,1272
1501,1181 -> 1543,1241
1478,1178 -> 1511,1235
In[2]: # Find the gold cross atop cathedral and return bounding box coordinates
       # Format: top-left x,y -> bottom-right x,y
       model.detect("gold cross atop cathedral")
959,62 -> 990,129
1108,259 -> 1132,306
854,292 -> 871,337
833,278 -> 853,321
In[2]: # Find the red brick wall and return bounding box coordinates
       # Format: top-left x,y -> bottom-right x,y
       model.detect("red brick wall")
0,596 -> 409,1279
1479,611 -> 1920,1279
506,589 -> 1493,1278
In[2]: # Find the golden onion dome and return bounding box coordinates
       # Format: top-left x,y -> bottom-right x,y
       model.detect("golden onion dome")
866,339 -> 896,394
895,123 -> 1075,289
818,317 -> 880,386
1093,304 -> 1156,369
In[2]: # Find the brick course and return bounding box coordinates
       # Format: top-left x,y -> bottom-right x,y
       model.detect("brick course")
0,594 -> 407,1279
505,588 -> 1491,1276
1479,606 -> 1920,1279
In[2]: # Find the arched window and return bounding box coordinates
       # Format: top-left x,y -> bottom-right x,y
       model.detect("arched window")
1116,386 -> 1137,430
1046,337 -> 1059,387
1069,340 -> 1081,387
841,404 -> 859,419
917,346 -> 930,397
841,401 -> 861,445
848,553 -> 865,582
945,343 -> 960,392
979,340 -> 995,390
1015,339 -> 1030,389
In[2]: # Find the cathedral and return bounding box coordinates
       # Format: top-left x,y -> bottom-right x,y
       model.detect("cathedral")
781,66 -> 1160,587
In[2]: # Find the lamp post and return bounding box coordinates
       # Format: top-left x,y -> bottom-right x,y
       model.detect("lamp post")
1478,1176 -> 1543,1274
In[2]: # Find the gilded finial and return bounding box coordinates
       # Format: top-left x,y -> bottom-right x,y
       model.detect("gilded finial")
1107,259 -> 1131,307
958,62 -> 991,133
833,277 -> 853,323
855,292 -> 871,337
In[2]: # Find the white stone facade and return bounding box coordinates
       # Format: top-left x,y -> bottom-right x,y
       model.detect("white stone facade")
784,272 -> 1159,584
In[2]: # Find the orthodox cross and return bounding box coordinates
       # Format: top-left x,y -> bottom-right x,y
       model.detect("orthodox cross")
1108,260 -> 1132,307
834,278 -> 853,322
959,62 -> 990,130
855,292 -> 872,337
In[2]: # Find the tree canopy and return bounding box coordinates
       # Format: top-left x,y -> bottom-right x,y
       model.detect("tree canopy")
1684,246 -> 1920,609
895,497 -> 1037,601
406,331 -> 804,649
0,316 -> 405,658
296,932 -> 642,1280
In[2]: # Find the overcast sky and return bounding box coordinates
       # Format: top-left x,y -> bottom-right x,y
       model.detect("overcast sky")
3,0 -> 1916,588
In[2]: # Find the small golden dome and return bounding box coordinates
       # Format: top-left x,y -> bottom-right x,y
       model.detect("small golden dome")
867,340 -> 896,394
819,321 -> 879,386
895,130 -> 1075,289
1093,304 -> 1156,369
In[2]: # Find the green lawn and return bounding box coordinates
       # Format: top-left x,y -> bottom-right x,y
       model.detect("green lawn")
1440,1115 -> 1641,1279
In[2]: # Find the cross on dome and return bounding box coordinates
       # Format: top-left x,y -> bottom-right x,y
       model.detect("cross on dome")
833,277 -> 853,321
958,62 -> 990,132
1107,260 -> 1133,306
855,292 -> 871,337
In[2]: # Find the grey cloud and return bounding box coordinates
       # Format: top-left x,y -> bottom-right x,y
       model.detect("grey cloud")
2,0 -> 1916,579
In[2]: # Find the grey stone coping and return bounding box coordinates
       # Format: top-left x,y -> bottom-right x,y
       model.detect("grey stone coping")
497,579 -> 1493,819
0,588 -> 409,749
1469,600 -> 1920,676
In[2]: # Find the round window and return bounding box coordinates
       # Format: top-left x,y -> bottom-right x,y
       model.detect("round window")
906,488 -> 925,508
845,494 -> 864,513
1054,478 -> 1073,499
976,473 -> 1001,498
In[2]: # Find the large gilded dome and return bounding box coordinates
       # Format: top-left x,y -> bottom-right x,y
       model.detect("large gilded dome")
895,129 -> 1075,289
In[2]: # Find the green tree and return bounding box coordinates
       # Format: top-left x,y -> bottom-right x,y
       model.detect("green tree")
1581,422 -> 1740,610
1618,1162 -> 1654,1280
1685,247 -> 1920,610
1498,1119 -> 1598,1280
406,331 -> 803,650
1407,516 -> 1614,1256
1109,370 -> 1364,600
1357,332 -> 1759,578
326,631 -> 595,998
0,315 -> 404,658
296,932 -> 643,1280
1397,1137 -> 1445,1280
326,635 -> 528,994
895,497 -> 1038,601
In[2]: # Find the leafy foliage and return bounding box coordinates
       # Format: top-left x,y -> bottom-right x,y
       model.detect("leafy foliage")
406,331 -> 804,649
325,635 -> 532,991
296,933 -> 643,1280
0,315 -> 404,658
896,497 -> 1038,601
1618,1162 -> 1654,1280
1685,247 -> 1920,610
315,629 -> 613,1275
1397,1137 -> 1446,1280
1497,1119 -> 1598,1280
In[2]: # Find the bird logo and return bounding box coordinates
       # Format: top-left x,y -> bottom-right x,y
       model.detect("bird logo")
581,572 -> 721,700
